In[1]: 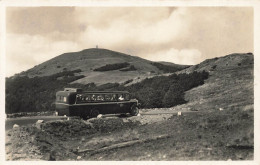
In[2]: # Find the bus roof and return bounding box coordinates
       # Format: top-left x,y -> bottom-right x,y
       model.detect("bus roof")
79,91 -> 129,94
56,89 -> 130,96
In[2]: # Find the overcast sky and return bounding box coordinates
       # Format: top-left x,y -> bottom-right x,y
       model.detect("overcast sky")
6,7 -> 253,77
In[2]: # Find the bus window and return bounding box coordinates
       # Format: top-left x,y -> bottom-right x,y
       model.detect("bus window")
104,94 -> 111,101
118,94 -> 124,101
97,94 -> 104,101
81,96 -> 85,101
111,94 -> 117,101
85,95 -> 90,101
76,95 -> 82,103
91,94 -> 96,101
125,94 -> 130,100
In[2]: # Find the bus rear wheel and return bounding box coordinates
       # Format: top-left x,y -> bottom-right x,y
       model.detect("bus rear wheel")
91,109 -> 100,118
130,105 -> 139,116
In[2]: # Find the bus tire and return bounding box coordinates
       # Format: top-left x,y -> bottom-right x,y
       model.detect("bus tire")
81,115 -> 89,120
91,109 -> 100,118
130,105 -> 139,116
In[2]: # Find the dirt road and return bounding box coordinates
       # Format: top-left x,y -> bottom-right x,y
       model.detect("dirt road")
5,107 -> 253,161
5,116 -> 67,130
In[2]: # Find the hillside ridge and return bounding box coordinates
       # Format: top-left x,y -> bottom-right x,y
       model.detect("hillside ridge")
18,48 -> 189,85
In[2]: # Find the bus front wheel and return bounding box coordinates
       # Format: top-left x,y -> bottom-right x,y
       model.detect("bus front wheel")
91,109 -> 100,118
130,105 -> 139,116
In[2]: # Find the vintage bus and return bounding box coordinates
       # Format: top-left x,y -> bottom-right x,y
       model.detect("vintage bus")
55,88 -> 140,119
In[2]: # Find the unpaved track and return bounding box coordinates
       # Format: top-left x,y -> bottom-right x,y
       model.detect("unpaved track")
5,109 -> 197,130
5,116 -> 66,130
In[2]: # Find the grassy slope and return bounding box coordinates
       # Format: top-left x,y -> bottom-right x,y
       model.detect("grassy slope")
19,48 -> 186,85
87,53 -> 254,160
180,53 -> 254,112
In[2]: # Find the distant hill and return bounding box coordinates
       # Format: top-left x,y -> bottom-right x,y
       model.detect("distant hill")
177,53 -> 253,74
20,48 -> 189,85
174,52 -> 254,112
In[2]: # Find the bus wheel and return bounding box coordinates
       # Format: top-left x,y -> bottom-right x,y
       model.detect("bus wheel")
130,105 -> 139,116
82,115 -> 89,120
91,109 -> 100,118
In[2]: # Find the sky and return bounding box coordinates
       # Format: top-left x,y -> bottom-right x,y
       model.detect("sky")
5,7 -> 253,77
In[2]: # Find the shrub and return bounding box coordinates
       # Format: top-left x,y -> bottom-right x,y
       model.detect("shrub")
6,70 -> 209,114
124,71 -> 209,108
120,65 -> 137,71
151,62 -> 189,73
5,70 -> 86,114
211,65 -> 217,70
123,79 -> 133,85
162,83 -> 186,107
94,62 -> 130,71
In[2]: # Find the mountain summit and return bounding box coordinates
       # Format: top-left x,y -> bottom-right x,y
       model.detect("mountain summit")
20,48 -> 189,85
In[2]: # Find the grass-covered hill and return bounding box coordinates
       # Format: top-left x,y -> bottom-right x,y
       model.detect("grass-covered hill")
5,49 -> 253,117
6,52 -> 254,160
18,48 -> 189,85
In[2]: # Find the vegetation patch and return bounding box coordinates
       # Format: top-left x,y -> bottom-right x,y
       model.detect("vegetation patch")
5,70 -> 84,114
151,62 -> 189,73
119,65 -> 137,71
67,71 -> 209,108
126,71 -> 209,108
94,62 -> 130,71
6,69 -> 209,114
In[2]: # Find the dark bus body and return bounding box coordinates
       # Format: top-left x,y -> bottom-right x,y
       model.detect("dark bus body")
55,88 -> 139,118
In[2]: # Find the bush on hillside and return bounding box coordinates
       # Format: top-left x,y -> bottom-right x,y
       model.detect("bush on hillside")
5,70 -> 85,114
120,65 -> 137,71
151,62 -> 189,73
6,70 -> 209,114
94,62 -> 130,71
162,83 -> 186,107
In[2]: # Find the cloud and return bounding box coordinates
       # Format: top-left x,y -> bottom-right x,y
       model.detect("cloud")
170,7 -> 254,59
75,7 -> 173,29
6,7 -> 79,35
147,48 -> 202,65
5,7 -> 253,76
6,33 -> 80,76
77,8 -> 187,46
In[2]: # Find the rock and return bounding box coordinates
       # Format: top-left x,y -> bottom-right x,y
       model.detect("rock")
177,111 -> 182,116
35,120 -> 44,129
77,156 -> 82,160
13,124 -> 19,128
36,120 -> 44,124
97,114 -> 103,118
219,108 -> 224,111
137,113 -> 141,116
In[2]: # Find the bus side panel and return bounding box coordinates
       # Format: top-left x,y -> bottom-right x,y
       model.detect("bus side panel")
98,104 -> 117,114
70,105 -> 93,117
70,104 -> 118,116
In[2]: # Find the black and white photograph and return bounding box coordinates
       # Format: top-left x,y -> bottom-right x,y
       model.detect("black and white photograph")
1,0 -> 259,163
